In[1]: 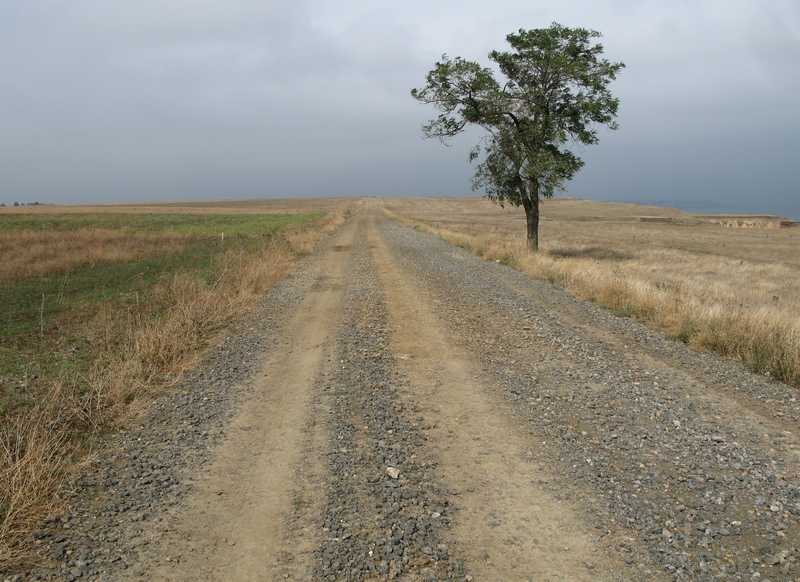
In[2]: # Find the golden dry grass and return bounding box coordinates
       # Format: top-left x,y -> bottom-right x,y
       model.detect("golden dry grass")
0,401 -> 69,567
0,230 -> 190,280
0,197 -> 347,216
0,203 -> 350,570
384,197 -> 800,387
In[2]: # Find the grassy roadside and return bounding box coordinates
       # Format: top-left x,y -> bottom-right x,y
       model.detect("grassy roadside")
385,209 -> 800,389
0,213 -> 319,414
0,208 -> 348,569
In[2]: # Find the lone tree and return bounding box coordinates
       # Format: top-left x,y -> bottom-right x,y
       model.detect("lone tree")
412,23 -> 624,251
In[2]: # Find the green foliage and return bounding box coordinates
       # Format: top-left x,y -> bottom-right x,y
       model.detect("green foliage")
412,23 -> 624,209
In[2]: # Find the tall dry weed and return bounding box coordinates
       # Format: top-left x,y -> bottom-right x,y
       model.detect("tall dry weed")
78,239 -> 295,428
0,397 -> 70,569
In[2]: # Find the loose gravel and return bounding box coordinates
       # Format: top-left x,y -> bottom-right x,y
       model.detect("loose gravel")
381,220 -> 800,582
313,226 -> 466,581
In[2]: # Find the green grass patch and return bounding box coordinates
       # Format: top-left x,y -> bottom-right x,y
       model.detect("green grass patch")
0,240 -> 223,339
0,239 -> 226,413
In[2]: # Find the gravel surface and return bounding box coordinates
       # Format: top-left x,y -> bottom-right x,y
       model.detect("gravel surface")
314,226 -> 466,581
380,220 -> 800,581
16,256 -> 322,582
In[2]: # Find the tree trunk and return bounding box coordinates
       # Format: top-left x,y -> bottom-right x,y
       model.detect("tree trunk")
523,194 -> 540,252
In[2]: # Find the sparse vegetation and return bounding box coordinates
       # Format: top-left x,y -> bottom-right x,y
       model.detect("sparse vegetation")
0,203 -> 348,569
384,197 -> 800,387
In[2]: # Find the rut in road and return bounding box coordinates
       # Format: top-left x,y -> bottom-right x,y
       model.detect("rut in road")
312,221 -> 465,580
24,208 -> 800,582
145,218 -> 358,581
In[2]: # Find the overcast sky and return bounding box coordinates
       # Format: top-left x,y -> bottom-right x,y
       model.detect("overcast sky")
1,1 -> 799,216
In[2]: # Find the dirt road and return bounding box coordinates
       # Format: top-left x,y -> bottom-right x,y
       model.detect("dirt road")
25,207 -> 800,581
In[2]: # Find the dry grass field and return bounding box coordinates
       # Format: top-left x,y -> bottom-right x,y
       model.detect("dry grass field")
384,196 -> 800,387
0,197 -> 345,216
0,199 -> 350,567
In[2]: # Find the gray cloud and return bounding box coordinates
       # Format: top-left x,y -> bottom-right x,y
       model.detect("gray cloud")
1,1 -> 798,216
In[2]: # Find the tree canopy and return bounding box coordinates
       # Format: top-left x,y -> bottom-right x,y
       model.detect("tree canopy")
412,23 -> 624,250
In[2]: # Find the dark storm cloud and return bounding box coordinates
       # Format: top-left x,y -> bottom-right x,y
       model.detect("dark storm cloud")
1,1 -> 798,216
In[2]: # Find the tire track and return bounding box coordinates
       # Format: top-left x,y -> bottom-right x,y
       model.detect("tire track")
313,219 -> 466,581
134,221 -> 357,582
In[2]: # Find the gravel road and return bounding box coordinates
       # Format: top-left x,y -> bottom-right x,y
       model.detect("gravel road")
12,207 -> 800,581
